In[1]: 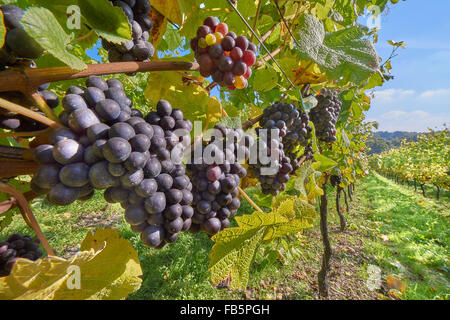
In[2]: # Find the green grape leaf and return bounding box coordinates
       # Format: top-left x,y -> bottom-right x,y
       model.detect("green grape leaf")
313,153 -> 338,172
295,160 -> 315,197
21,7 -> 86,70
252,67 -> 279,92
78,0 -> 131,44
296,14 -> 380,84
209,208 -> 312,290
216,116 -> 242,129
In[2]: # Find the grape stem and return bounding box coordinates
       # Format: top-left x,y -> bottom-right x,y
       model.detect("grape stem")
0,191 -> 39,216
206,82 -> 218,94
27,91 -> 60,123
238,187 -> 264,213
250,0 -> 263,43
0,182 -> 54,256
0,61 -> 200,93
242,114 -> 263,130
0,97 -> 61,129
0,160 -> 40,179
0,127 -> 53,139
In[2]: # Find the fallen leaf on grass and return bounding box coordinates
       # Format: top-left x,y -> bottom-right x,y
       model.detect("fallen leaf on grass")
386,275 -> 407,293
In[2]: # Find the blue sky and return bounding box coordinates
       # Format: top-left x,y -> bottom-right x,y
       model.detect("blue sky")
367,0 -> 450,132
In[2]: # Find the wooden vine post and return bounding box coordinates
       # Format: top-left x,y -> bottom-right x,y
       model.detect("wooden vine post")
318,175 -> 332,298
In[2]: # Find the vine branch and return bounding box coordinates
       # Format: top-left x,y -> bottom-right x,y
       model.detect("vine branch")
0,61 -> 200,93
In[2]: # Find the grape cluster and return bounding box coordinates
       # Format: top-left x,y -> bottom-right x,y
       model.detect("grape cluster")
247,104 -> 297,195
0,234 -> 42,277
103,0 -> 155,63
0,85 -> 59,132
0,5 -> 44,71
330,174 -> 342,187
191,17 -> 257,90
187,125 -> 249,236
302,143 -> 314,161
31,77 -> 193,249
309,89 -> 342,143
259,103 -> 300,136
283,112 -> 312,171
31,76 -> 136,203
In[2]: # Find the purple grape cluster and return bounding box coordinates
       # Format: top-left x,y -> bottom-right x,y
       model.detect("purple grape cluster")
0,85 -> 59,132
0,234 -> 42,277
247,103 -> 298,195
302,143 -> 314,161
309,89 -> 342,143
104,0 -> 155,63
30,77 -> 193,249
283,111 -> 312,172
330,174 -> 342,187
187,125 -> 250,236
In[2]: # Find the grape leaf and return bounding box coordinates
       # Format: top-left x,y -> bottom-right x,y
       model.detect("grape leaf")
253,67 -> 279,92
144,70 -> 223,128
0,11 -> 5,48
295,160 -> 315,197
209,208 -> 313,290
78,0 -> 131,44
296,14 -> 380,84
21,7 -> 86,70
0,228 -> 142,300
152,0 -> 184,25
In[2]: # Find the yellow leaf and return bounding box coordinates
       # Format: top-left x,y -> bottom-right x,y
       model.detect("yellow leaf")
386,275 -> 408,293
209,208 -> 313,290
0,229 -> 142,300
246,104 -> 263,119
149,9 -> 168,49
144,71 -> 223,128
206,96 -> 223,124
151,0 -> 183,25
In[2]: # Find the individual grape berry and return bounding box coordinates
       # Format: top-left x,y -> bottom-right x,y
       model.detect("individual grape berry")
205,33 -> 216,46
103,137 -> 132,163
242,50 -> 256,67
218,55 -> 234,72
47,183 -> 80,206
232,61 -> 247,76
230,47 -> 243,61
221,36 -> 235,51
59,162 -> 90,188
235,36 -> 249,51
209,43 -> 223,59
215,23 -> 228,36
204,17 -> 219,30
234,76 -> 247,89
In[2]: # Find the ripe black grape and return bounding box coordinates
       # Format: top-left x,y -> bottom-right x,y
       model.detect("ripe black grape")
309,89 -> 342,143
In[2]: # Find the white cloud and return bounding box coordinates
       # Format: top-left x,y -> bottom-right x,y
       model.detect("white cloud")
372,89 -> 415,103
419,89 -> 450,99
372,110 -> 449,132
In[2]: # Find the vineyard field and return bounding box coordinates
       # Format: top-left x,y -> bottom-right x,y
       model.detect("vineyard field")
0,0 -> 448,305
2,173 -> 447,300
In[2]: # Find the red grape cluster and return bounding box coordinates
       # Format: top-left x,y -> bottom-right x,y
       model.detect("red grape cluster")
190,17 -> 257,90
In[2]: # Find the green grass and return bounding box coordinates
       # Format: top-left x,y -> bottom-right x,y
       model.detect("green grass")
357,173 -> 449,300
1,172 -> 448,300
